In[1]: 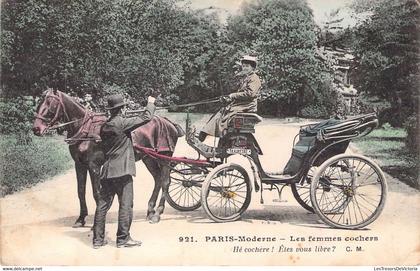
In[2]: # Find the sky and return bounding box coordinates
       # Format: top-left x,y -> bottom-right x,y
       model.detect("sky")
186,0 -> 355,26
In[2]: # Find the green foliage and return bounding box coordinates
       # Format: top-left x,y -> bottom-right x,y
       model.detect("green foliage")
349,0 -> 386,13
0,135 -> 73,196
2,0 -> 334,117
224,0 -> 333,116
1,0 -> 225,104
300,104 -> 330,119
351,0 -> 419,126
0,96 -> 36,143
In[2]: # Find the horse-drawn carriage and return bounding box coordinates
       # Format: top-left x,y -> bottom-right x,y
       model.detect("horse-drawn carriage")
136,111 -> 387,230
33,89 -> 387,229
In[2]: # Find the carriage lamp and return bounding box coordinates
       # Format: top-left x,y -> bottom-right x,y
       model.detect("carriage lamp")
234,117 -> 244,128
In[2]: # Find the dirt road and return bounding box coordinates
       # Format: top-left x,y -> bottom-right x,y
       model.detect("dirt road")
1,117 -> 419,266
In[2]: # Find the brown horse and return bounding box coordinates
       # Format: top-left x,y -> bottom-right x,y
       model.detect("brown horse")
32,89 -> 183,226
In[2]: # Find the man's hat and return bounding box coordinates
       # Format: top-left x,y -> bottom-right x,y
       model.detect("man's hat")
105,94 -> 127,110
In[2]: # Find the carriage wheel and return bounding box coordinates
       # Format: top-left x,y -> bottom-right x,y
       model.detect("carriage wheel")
310,154 -> 387,229
201,163 -> 252,223
166,163 -> 206,211
291,166 -> 317,213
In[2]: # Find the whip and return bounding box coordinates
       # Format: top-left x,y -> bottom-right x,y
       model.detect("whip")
125,96 -> 222,114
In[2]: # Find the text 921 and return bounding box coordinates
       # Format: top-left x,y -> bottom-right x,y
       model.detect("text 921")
178,236 -> 196,242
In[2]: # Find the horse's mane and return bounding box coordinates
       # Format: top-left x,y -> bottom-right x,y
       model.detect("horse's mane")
58,90 -> 90,111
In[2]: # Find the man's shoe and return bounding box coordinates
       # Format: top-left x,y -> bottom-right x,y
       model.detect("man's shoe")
93,240 -> 108,249
117,238 -> 142,248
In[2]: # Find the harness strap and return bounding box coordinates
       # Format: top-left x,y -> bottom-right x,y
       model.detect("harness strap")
134,144 -> 212,167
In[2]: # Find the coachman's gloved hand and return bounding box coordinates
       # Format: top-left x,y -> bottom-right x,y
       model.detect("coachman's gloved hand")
219,95 -> 232,104
150,89 -> 161,98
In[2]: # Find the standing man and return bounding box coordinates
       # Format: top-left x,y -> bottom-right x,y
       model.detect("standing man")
198,55 -> 262,141
93,93 -> 157,249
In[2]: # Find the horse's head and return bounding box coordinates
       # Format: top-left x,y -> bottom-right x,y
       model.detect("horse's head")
32,88 -> 65,136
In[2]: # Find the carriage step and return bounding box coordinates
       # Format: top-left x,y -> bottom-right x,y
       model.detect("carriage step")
266,171 -> 284,176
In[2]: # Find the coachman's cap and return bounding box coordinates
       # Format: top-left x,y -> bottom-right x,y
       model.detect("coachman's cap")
105,94 -> 127,110
241,55 -> 257,64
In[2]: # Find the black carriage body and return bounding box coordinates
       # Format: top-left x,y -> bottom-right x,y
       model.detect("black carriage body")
216,113 -> 354,185
216,113 -> 263,159
283,119 -> 350,175
225,113 -> 379,186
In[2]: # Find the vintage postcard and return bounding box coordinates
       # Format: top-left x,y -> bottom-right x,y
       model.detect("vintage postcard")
1,0 -> 419,268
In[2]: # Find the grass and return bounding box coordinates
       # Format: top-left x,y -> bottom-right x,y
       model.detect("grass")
0,134 -> 73,196
353,127 -> 419,189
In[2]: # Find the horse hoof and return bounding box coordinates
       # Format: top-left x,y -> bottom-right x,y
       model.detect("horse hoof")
149,215 -> 161,224
146,213 -> 155,221
72,221 -> 86,228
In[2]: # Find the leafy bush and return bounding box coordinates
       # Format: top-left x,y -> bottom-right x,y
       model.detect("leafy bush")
0,135 -> 72,196
299,104 -> 330,119
0,96 -> 35,143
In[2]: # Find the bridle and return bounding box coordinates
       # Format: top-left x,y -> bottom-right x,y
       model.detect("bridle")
34,90 -> 84,131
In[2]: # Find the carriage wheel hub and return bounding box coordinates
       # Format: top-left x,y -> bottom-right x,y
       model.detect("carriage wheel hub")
343,187 -> 354,197
221,191 -> 236,199
182,181 -> 194,188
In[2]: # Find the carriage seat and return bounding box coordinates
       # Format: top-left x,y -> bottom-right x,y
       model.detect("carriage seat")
226,113 -> 263,134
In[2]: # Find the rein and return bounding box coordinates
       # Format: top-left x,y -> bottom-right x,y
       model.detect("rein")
126,96 -> 221,114
36,91 -> 223,142
48,119 -> 80,130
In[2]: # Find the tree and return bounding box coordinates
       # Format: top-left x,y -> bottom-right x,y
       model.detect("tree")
351,0 -> 419,126
1,0 -> 225,106
225,0 -> 332,116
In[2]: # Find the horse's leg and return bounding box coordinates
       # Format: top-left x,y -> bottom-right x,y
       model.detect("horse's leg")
143,157 -> 162,222
151,162 -> 171,224
74,163 -> 88,227
88,163 -> 102,229
88,163 -> 101,204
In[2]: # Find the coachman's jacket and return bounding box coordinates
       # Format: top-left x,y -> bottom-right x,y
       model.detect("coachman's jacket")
202,70 -> 262,137
228,71 -> 261,113
99,102 -> 156,179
